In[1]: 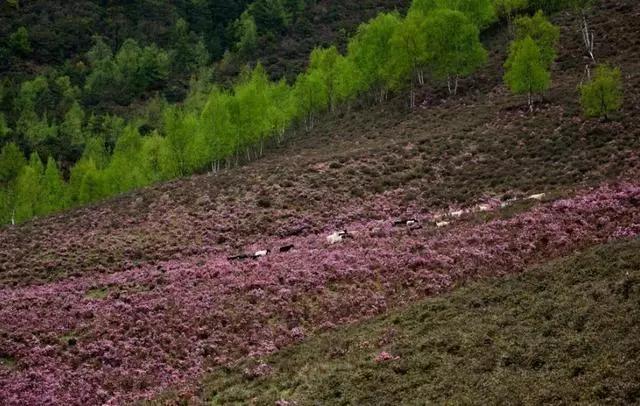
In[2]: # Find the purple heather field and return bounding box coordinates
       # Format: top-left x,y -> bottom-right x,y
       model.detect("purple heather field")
1,182 -> 639,404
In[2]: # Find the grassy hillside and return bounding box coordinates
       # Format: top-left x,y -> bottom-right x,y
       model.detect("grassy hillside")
195,238 -> 640,405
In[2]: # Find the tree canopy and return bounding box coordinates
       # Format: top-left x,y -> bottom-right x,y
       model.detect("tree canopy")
504,36 -> 551,110
580,65 -> 623,119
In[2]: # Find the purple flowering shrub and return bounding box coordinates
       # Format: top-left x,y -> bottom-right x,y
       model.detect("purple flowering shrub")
1,183 -> 639,404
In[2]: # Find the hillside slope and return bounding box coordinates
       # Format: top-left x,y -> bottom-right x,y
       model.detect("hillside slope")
1,0 -> 640,404
196,239 -> 640,404
1,0 -> 639,287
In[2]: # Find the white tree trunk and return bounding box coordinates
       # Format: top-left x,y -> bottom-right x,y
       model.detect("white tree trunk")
582,14 -> 596,63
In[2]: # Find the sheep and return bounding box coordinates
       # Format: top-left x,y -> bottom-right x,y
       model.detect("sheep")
393,219 -> 420,228
476,204 -> 492,212
449,209 -> 465,218
279,244 -> 295,253
327,230 -> 351,244
436,221 -> 451,228
527,193 -> 546,201
253,249 -> 271,259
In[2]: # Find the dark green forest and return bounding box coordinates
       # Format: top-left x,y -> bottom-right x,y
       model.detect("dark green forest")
0,0 -> 617,226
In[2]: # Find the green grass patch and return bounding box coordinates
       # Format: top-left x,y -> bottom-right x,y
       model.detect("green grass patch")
85,287 -> 110,300
197,238 -> 640,405
0,355 -> 16,370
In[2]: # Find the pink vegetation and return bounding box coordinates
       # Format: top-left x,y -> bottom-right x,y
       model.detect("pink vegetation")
1,183 -> 640,404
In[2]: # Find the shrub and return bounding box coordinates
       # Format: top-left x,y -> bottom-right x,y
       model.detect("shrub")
580,65 -> 623,119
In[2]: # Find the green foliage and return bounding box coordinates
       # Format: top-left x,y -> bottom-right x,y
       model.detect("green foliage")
0,113 -> 11,138
9,27 -> 31,55
234,12 -> 259,58
60,102 -> 86,147
0,142 -> 26,184
19,112 -> 58,150
140,133 -> 167,182
526,0 -> 596,14
410,0 -> 497,29
104,126 -> 148,194
385,10 -> 429,91
347,12 -> 402,98
580,65 -> 623,119
81,137 -> 109,170
308,46 -> 345,111
67,158 -> 99,205
13,153 -> 44,222
84,38 -> 170,105
251,0 -> 292,34
293,71 -> 327,128
492,0 -> 528,22
513,11 -> 560,68
0,0 -> 578,226
162,107 -> 197,177
199,89 -> 236,164
40,157 -> 66,214
170,19 -> 210,73
504,36 -> 551,109
423,9 -> 487,93
14,76 -> 50,113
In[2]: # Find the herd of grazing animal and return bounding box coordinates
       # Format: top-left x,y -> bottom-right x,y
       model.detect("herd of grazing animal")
227,193 -> 547,261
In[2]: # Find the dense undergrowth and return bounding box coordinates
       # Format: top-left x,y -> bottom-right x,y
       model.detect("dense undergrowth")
195,238 -> 640,405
